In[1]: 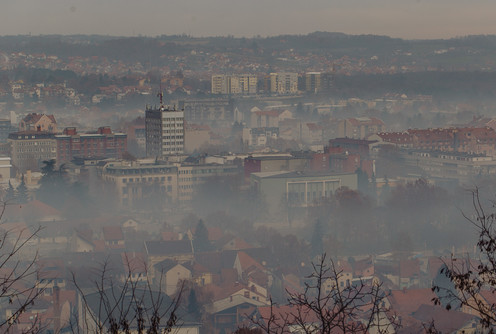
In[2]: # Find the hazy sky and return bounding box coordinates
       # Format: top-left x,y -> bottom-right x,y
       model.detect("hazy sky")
2,0 -> 496,39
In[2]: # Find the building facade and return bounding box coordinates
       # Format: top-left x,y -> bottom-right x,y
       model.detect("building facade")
19,113 -> 57,133
8,131 -> 57,173
251,171 -> 358,214
268,72 -> 298,94
211,74 -> 257,95
101,161 -> 178,208
177,164 -> 240,202
145,105 -> 184,158
56,127 -> 127,164
305,72 -> 321,93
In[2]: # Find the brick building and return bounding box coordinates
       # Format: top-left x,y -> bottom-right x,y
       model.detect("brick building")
55,127 -> 127,164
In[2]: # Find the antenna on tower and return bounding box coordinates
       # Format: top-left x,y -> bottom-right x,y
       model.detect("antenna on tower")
157,82 -> 164,108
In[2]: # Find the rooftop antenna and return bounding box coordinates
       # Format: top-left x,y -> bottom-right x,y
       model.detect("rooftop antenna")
157,82 -> 164,108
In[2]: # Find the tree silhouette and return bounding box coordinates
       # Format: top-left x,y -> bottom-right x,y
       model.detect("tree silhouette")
433,188 -> 496,330
193,219 -> 211,252
17,174 -> 29,204
311,219 -> 324,258
251,254 -> 399,334
37,160 -> 67,207
5,180 -> 15,202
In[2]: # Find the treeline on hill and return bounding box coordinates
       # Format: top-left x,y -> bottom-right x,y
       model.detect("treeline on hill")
332,71 -> 496,99
2,33 -> 496,65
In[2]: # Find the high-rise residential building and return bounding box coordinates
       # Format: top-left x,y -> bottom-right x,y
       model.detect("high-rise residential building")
145,105 -> 184,158
305,72 -> 322,93
268,72 -> 298,94
211,74 -> 257,95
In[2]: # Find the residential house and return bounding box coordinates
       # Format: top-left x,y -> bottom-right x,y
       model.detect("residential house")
144,240 -> 194,282
102,226 -> 125,250
19,113 -> 57,133
153,259 -> 192,296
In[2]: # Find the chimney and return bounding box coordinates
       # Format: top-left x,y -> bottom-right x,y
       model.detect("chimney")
53,286 -> 60,334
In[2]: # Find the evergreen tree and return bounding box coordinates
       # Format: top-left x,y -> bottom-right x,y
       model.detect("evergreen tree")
5,180 -> 15,202
187,289 -> 201,320
37,160 -> 67,207
193,219 -> 211,252
356,167 -> 370,195
16,174 -> 29,204
311,219 -> 324,258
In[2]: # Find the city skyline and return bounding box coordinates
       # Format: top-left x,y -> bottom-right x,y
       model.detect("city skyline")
2,0 -> 496,39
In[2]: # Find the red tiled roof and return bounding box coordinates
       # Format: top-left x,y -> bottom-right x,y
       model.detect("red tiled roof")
102,226 -> 123,241
400,259 -> 420,279
254,110 -> 282,118
306,123 -> 323,131
121,252 -> 147,274
388,288 -> 436,316
237,251 -> 265,273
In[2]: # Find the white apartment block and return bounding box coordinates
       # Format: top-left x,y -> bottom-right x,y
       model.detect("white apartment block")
145,105 -> 184,158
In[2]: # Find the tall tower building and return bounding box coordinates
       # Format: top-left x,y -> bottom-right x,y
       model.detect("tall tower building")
145,96 -> 184,158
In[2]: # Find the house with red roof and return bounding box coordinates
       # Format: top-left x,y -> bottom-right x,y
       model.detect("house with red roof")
121,252 -> 148,283
102,226 -> 125,250
19,113 -> 57,133
204,280 -> 270,333
234,251 -> 269,287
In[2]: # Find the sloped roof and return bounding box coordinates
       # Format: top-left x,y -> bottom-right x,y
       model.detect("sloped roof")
388,288 -> 436,316
3,200 -> 63,221
411,304 -> 477,333
145,240 -> 193,256
22,113 -> 56,125
237,251 -> 265,273
122,252 -> 147,274
103,226 -> 124,241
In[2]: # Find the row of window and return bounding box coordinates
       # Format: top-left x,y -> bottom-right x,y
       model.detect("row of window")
15,141 -> 53,146
162,136 -> 184,140
122,176 -> 173,183
17,148 -> 56,153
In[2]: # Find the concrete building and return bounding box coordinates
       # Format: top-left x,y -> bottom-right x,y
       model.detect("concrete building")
177,163 -> 240,202
305,72 -> 321,93
55,127 -> 127,164
251,170 -> 357,214
145,105 -> 184,158
338,117 -> 386,139
0,119 -> 17,143
101,161 -> 178,208
244,155 -> 309,180
268,72 -> 298,94
0,157 -> 12,180
400,150 -> 496,183
179,98 -> 232,123
211,74 -> 257,95
8,131 -> 56,173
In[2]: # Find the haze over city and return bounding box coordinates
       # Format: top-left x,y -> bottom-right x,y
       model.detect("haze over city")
4,0 -> 496,332
2,0 -> 496,38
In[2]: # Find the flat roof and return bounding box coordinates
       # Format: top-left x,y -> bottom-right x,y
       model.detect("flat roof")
252,170 -> 355,179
